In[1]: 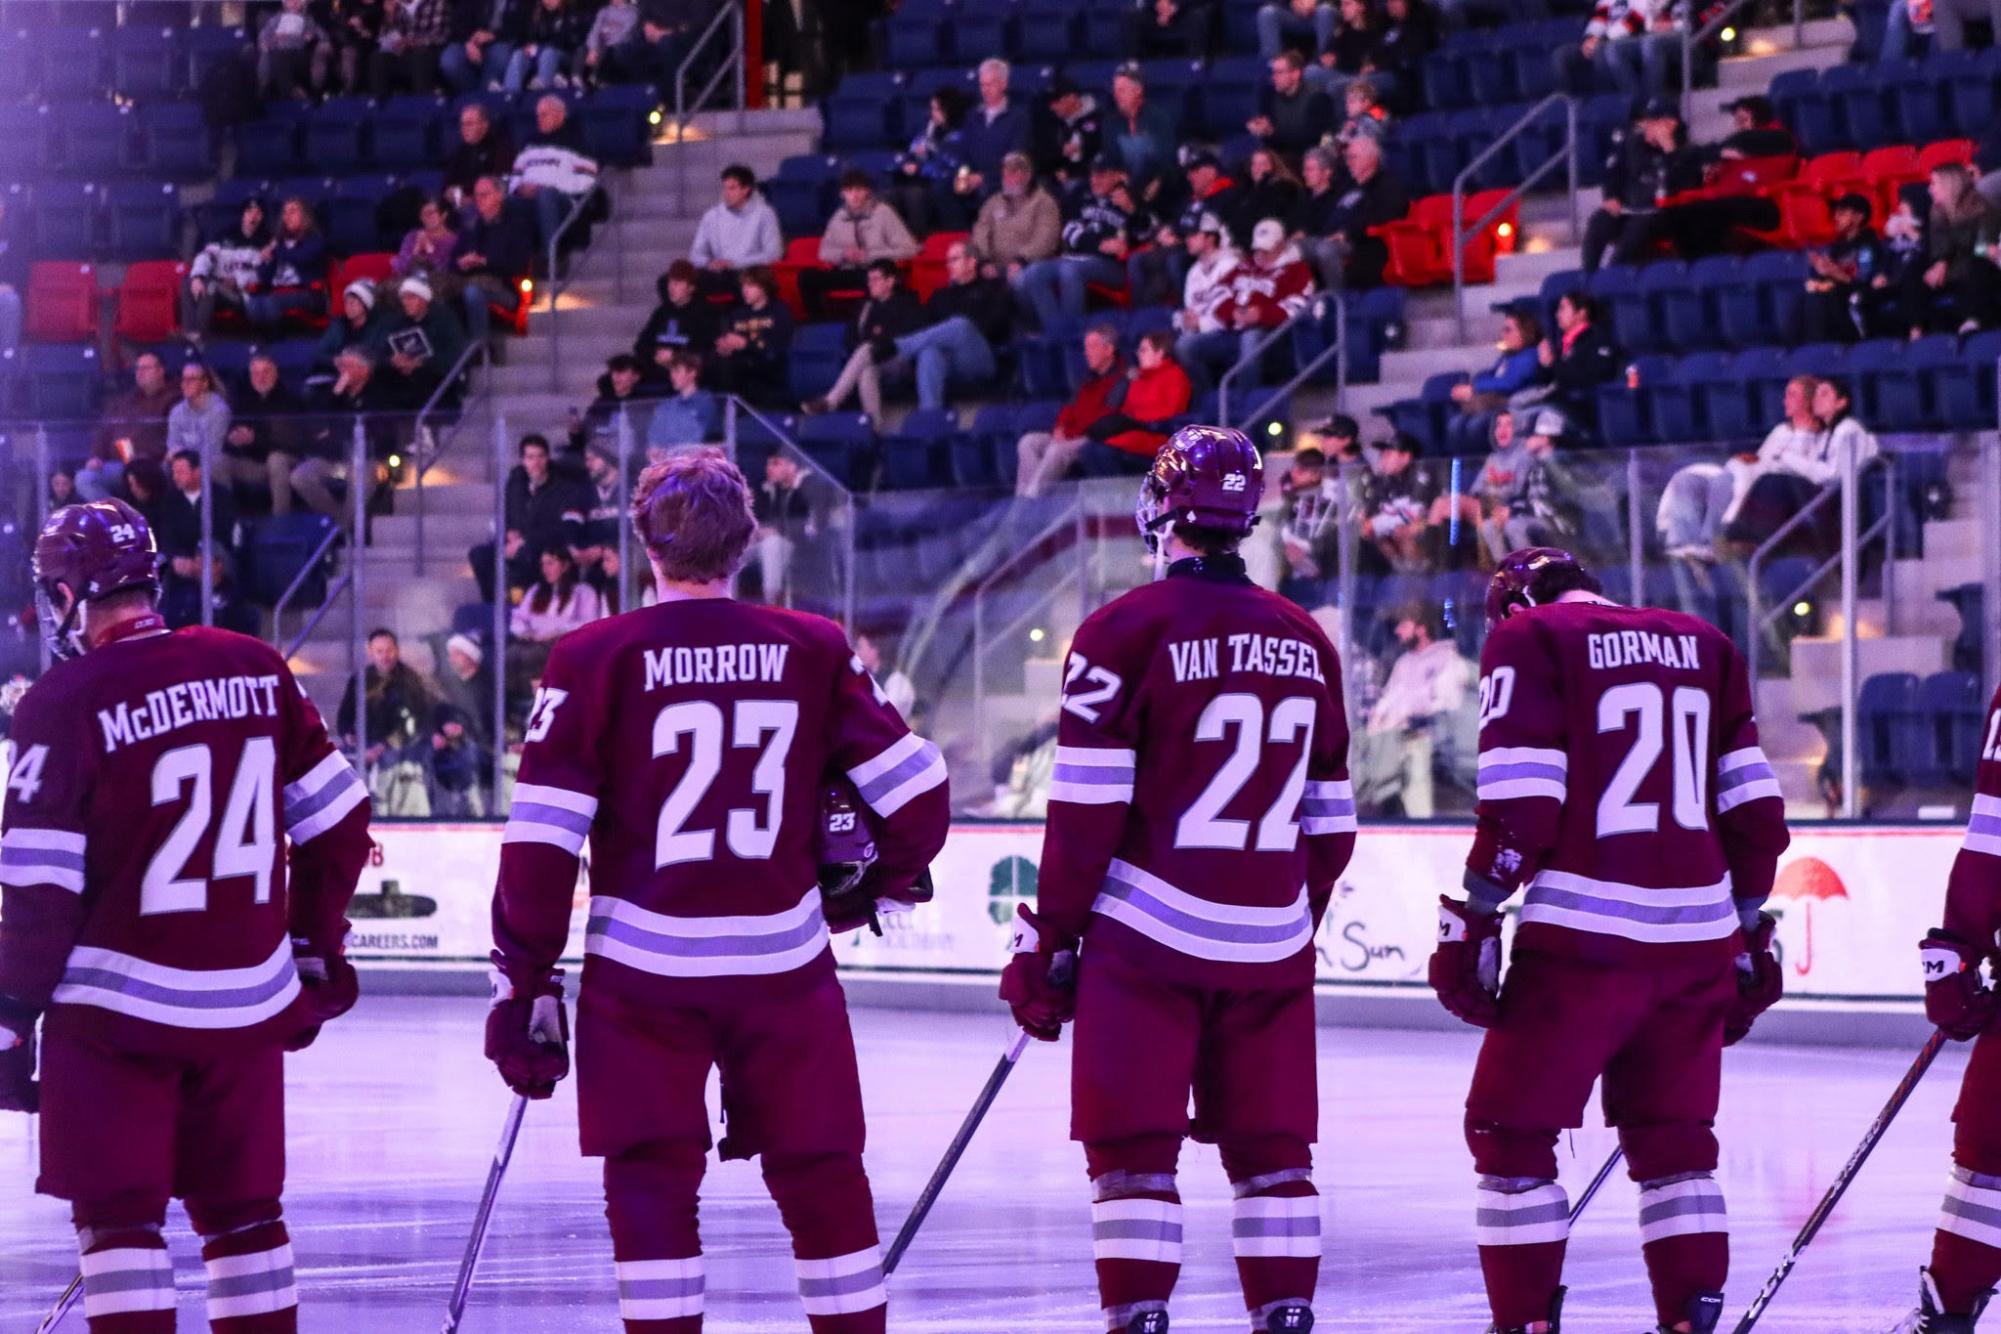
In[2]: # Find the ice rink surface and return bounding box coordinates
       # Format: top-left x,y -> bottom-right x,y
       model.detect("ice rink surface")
0,995 -> 1972,1333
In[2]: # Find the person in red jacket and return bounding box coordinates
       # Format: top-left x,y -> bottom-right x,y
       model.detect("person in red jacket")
1016,324 -> 1129,496
1182,217 -> 1317,391
1084,330 -> 1196,461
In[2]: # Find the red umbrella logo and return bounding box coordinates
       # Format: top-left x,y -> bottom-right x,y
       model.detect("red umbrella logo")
1772,856 -> 1849,976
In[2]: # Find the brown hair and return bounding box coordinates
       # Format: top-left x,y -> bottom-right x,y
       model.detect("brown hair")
632,447 -> 757,584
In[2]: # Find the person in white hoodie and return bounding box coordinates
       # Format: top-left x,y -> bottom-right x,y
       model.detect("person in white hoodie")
181,197 -> 270,340
687,163 -> 784,295
1723,375 -> 1879,555
1173,212 -> 1239,350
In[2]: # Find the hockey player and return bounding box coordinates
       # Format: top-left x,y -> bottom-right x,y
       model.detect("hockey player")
486,447 -> 950,1334
1888,678 -> 2001,1332
1429,547 -> 1790,1334
0,498 -> 372,1332
1000,425 -> 1357,1334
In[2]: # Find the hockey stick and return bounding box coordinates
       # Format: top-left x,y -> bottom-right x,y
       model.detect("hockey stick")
1569,1147 -> 1624,1226
1729,1027 -> 1950,1334
441,1093 -> 530,1334
883,1026 -> 1035,1275
35,1272 -> 81,1333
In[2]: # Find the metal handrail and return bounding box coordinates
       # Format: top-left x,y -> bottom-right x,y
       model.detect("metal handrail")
412,340 -> 492,565
1452,93 -> 1579,341
1744,452 -> 1892,679
271,521 -> 345,648
544,174 -> 624,392
672,1 -> 747,143
971,495 -> 1088,769
282,570 -> 352,661
1217,301 -> 1316,428
1227,294 -> 1349,437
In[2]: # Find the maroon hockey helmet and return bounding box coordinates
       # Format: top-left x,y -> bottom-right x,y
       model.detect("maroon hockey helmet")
1485,545 -> 1601,629
33,499 -> 160,660
814,777 -> 879,898
1135,424 -> 1264,554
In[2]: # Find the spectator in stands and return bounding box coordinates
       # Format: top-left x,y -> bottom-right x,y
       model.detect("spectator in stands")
393,195 -> 462,290
505,0 -> 588,90
1555,0 -> 1685,102
1037,76 -> 1105,191
258,0 -> 332,100
442,0 -> 529,93
318,279 -> 383,375
162,448 -> 251,634
471,433 -> 587,601
513,93 -> 600,248
1082,329 -> 1194,463
455,175 -> 535,343
578,0 -> 640,83
369,0 -> 452,98
247,197 -> 329,333
339,629 -> 438,808
444,103 -> 517,206
647,351 -> 719,449
1716,94 -> 1796,160
1315,0 -> 1381,96
805,260 -> 926,419
48,468 -> 76,510
818,240 -> 1012,418
1660,375 -> 1816,561
1015,324 -> 1127,496
293,346 -> 397,522
166,362 -> 232,461
958,59 -> 1032,199
1899,161 -> 2000,337
1232,147 -> 1303,249
327,0 -> 387,94
182,196 -> 270,341
1359,432 -> 1433,574
573,440 -> 623,600
1324,133 -> 1407,288
125,460 -> 198,631
1335,77 -> 1392,147
1132,0 -> 1216,56
1432,407 -> 1523,553
1183,215 -> 1315,389
1273,446 -> 1336,606
1107,63 -> 1178,202
1257,0 -> 1337,64
1249,51 -> 1336,166
888,86 -> 971,236
221,353 -> 303,514
973,152 -> 1063,284
512,547 -> 603,651
632,0 -> 720,90
1516,290 -> 1619,441
1495,419 -> 1591,554
1450,309 -> 1543,418
1370,0 -> 1439,112
707,266 -> 794,403
1289,146 -> 1344,289
381,275 -> 469,408
1176,211 -> 1240,344
1927,0 -> 2001,52
1803,194 -> 1886,343
571,352 -> 659,453
633,259 -> 720,376
1724,376 -> 1879,557
1129,150 -> 1240,306
1350,606 -> 1473,817
854,632 -> 917,717
429,632 -> 493,815
802,171 -> 918,319
751,450 -> 828,605
689,164 -> 784,296
1021,157 -> 1143,328
1581,98 -> 1702,272
80,353 -> 175,502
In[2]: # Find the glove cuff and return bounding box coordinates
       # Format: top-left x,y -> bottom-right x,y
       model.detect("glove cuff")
1008,903 -> 1076,956
487,956 -> 564,1006
1460,872 -> 1507,915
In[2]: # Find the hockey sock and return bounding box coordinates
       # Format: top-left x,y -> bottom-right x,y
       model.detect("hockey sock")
77,1223 -> 177,1334
1474,1175 -> 1570,1330
763,1151 -> 886,1334
197,1218 -> 296,1333
1221,1138 -> 1320,1329
605,1143 -> 707,1334
1634,1173 -> 1729,1327
1087,1139 -> 1184,1333
1932,1165 -> 2001,1313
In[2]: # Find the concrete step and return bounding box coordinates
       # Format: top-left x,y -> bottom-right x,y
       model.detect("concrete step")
1921,516 -> 1984,562
1891,554 -> 1985,605
1788,633 -> 1945,711
1754,678 -> 1830,758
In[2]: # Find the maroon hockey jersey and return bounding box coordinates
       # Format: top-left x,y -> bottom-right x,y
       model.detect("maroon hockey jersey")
1469,599 -> 1790,963
0,620 -> 372,1055
1036,558 -> 1356,989
1941,681 -> 2001,951
491,597 -> 951,1003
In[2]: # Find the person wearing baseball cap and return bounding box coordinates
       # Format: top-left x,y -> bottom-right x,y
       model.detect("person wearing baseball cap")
1173,212 -> 1242,367
1181,215 -> 1314,390
1018,154 -> 1146,329
1804,191 -> 1885,342
1129,146 -> 1243,305
1719,93 -> 1797,160
1040,74 -> 1103,187
1579,94 -> 1701,271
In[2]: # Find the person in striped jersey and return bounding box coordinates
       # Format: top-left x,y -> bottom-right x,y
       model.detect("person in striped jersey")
0,498 -> 373,1332
1000,425 -> 1357,1334
1429,547 -> 1790,1334
1889,682 -> 2001,1332
486,448 -> 949,1334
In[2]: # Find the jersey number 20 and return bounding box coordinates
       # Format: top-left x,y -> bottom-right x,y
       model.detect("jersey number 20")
1596,682 -> 1711,838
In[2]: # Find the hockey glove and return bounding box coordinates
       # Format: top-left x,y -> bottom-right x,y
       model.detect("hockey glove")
1723,911 -> 1783,1047
1922,928 -> 1999,1041
484,964 -> 570,1100
1429,896 -> 1503,1029
0,995 -> 37,1114
998,904 -> 1077,1041
822,867 -> 936,937
286,937 -> 361,1053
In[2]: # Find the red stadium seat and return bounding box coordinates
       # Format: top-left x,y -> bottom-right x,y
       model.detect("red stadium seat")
25,262 -> 100,343
773,235 -> 827,321
329,251 -> 396,296
1918,137 -> 1976,172
909,230 -> 967,303
112,260 -> 187,344
1857,144 -> 1923,220
1371,191 -> 1517,287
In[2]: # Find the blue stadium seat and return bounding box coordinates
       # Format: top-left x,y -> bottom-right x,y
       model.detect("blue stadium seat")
372,95 -> 446,169
1422,47 -> 1473,110
1888,56 -> 1952,144
822,71 -> 906,151
306,98 -> 374,176
0,103 -> 50,177
1770,68 -> 1830,153
1720,250 -> 1807,348
49,102 -> 136,180
1576,94 -> 1630,186
787,322 -> 851,401
1466,36 -> 1522,105
137,102 -> 213,179
235,109 -> 307,177
1936,329 -> 2001,429
881,408 -> 960,489
1016,320 -> 1078,399
1895,334 -> 1959,431
1822,64 -> 1889,151
955,405 -> 1014,488
1947,47 -> 2001,135
1083,0 -> 1136,54
1861,671 -> 1928,784
582,84 -> 659,167
104,181 -> 180,259
1596,353 -> 1672,444
38,25 -> 110,101
1587,265 -> 1649,352
1632,261 -> 1691,355
1921,670 -> 1985,785
1380,372 -> 1466,456
113,25 -> 185,98
1660,255 -> 1736,351
1196,56 -> 1266,139
1850,337 -> 1914,429
1726,344 -> 1789,427
28,183 -> 103,255
1786,341 -> 1848,386
264,338 -> 320,392
20,344 -> 103,419
885,0 -> 954,68
797,412 -> 876,490
953,0 -> 1015,61
1684,352 -> 1753,443
240,513 -> 337,607
1659,352 -> 1731,441
184,26 -> 251,88
327,174 -> 397,255
768,154 -> 839,238
1016,0 -> 1081,61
